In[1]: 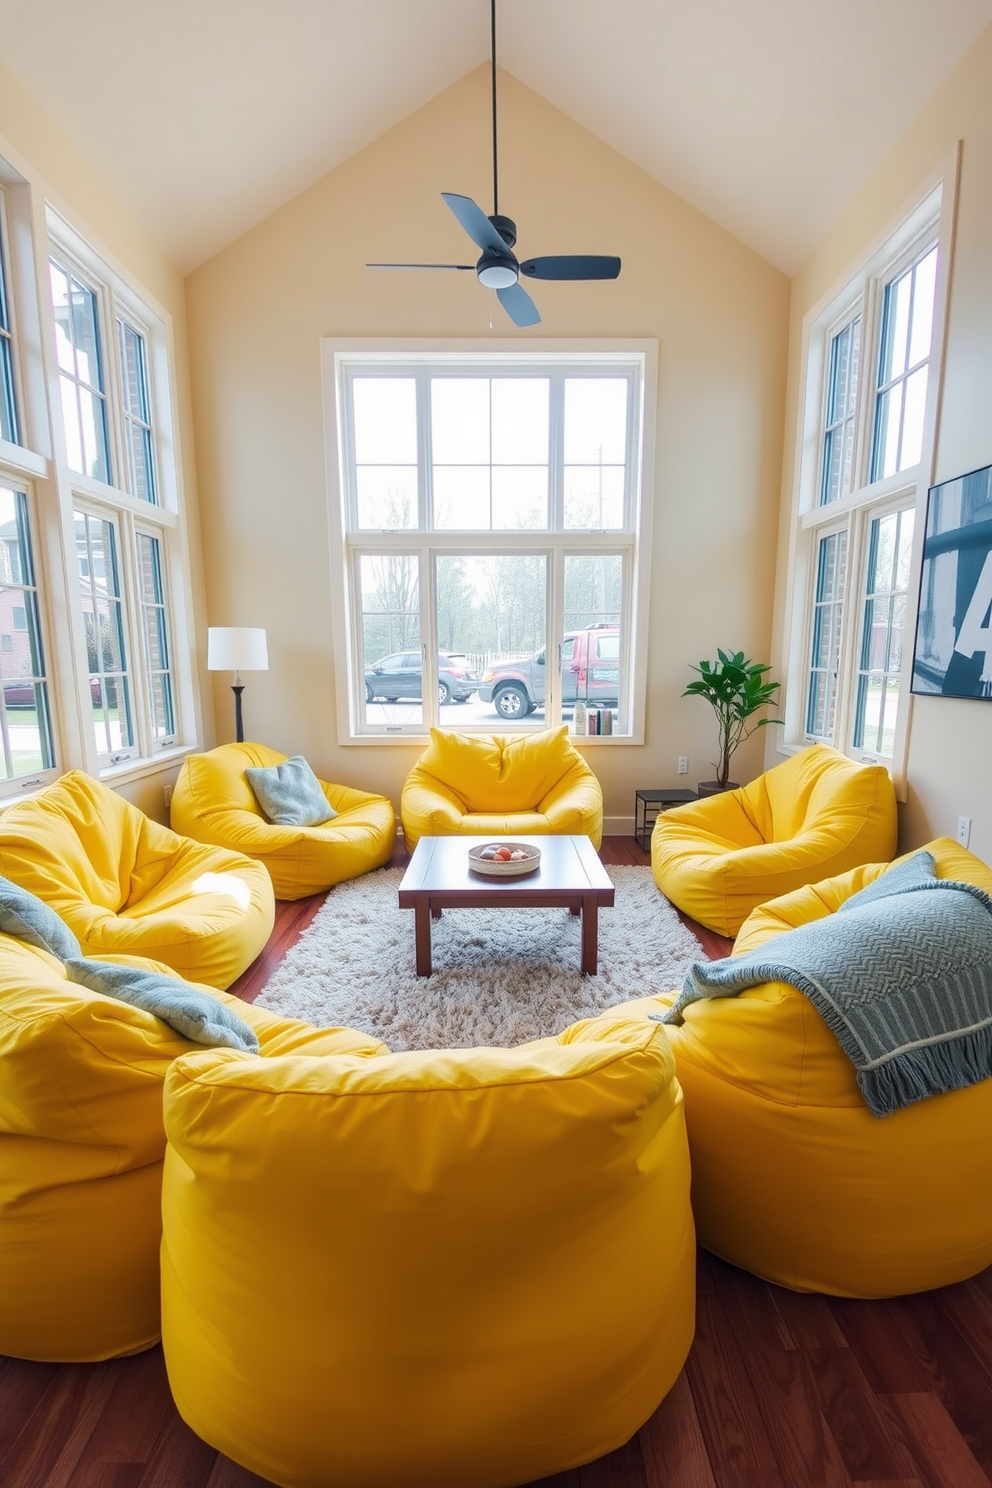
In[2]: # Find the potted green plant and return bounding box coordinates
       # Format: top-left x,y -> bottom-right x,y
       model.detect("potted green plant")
683,649 -> 782,795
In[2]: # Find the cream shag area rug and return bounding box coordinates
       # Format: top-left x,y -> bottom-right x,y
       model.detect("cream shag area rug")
255,865 -> 703,1052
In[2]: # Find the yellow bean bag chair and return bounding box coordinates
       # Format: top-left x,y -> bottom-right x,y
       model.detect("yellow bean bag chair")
651,743 -> 897,936
170,742 -> 396,899
617,837 -> 992,1298
401,724 -> 603,853
161,1013 -> 694,1488
0,935 -> 385,1362
0,770 -> 274,989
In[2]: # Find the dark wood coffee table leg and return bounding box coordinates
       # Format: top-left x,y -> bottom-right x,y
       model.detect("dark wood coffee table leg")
581,899 -> 599,975
414,899 -> 433,976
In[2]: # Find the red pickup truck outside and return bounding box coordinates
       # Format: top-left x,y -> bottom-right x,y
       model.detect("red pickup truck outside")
477,626 -> 621,720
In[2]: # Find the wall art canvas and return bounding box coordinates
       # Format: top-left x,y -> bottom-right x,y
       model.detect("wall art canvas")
912,462 -> 992,700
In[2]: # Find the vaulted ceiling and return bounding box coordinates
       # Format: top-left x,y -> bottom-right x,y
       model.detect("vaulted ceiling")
1,0 -> 990,275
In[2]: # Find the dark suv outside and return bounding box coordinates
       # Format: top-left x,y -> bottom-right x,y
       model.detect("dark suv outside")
478,626 -> 620,720
364,650 -> 479,706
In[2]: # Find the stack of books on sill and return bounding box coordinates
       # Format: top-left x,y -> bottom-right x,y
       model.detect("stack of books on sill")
572,702 -> 614,736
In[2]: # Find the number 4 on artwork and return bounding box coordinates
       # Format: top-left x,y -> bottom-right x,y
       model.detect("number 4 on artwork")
954,550 -> 992,687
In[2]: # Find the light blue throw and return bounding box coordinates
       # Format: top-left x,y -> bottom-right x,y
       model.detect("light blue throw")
65,958 -> 260,1054
245,755 -> 336,827
659,852 -> 992,1117
0,874 -> 81,961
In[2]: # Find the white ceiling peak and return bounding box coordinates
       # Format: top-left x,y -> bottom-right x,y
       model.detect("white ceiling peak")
0,0 -> 989,274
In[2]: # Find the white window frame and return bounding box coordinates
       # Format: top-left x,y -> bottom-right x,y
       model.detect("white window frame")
0,150 -> 196,802
781,151 -> 959,796
47,213 -> 182,769
321,339 -> 656,746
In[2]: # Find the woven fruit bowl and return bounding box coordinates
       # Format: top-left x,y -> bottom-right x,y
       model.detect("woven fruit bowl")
468,842 -> 542,877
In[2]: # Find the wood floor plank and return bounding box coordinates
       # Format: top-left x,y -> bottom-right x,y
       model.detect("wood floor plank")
768,1286 -> 849,1351
0,1356 -> 59,1463
1,1360 -> 125,1488
880,1391 -> 992,1488
827,1299 -> 936,1394
204,1454 -> 276,1486
134,1406 -> 220,1488
889,1293 -> 992,1479
805,1347 -> 918,1483
574,1435 -> 648,1488
706,1254 -> 797,1352
638,1369 -> 718,1488
64,1348 -> 175,1488
685,1294 -> 790,1488
932,1280 -> 992,1391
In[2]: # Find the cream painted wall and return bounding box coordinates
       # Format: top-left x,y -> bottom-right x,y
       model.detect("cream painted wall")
0,57 -> 210,821
186,66 -> 790,825
769,22 -> 992,865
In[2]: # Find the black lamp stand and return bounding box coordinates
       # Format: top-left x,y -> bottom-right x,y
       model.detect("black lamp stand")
232,683 -> 245,744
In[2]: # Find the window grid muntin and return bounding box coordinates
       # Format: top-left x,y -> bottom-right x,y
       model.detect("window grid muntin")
117,316 -> 157,504
75,506 -> 136,761
870,244 -> 939,484
135,529 -> 175,743
805,527 -> 848,742
344,364 -> 637,537
0,195 -> 18,446
853,504 -> 915,757
819,315 -> 861,506
0,482 -> 55,780
49,255 -> 112,483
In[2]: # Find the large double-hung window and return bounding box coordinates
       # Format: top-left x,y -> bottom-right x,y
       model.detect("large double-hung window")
49,223 -> 177,766
786,174 -> 954,780
325,343 -> 654,742
0,158 -> 189,801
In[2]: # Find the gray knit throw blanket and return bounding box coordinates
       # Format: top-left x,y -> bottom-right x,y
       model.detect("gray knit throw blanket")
659,851 -> 992,1117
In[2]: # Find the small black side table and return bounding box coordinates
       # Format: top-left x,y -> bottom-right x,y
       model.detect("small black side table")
634,788 -> 698,850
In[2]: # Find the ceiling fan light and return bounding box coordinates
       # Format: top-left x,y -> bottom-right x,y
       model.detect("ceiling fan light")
478,260 -> 518,289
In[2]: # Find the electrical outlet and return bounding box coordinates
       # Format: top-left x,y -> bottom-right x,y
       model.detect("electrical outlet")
163,782 -> 173,810
677,756 -> 688,775
957,815 -> 972,847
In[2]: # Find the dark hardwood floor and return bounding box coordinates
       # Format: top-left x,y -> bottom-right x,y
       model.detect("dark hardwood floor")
5,839 -> 992,1488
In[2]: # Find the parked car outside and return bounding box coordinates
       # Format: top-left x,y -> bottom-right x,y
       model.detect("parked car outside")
478,626 -> 621,720
364,650 -> 479,705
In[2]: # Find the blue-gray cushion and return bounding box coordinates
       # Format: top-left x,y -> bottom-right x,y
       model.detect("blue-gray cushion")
245,755 -> 336,827
0,874 -> 81,961
65,958 -> 260,1053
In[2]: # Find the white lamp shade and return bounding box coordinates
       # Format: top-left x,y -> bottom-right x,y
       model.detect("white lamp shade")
207,627 -> 268,672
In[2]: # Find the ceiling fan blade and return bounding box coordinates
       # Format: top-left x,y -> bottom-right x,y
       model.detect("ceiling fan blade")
366,262 -> 475,271
442,193 -> 507,255
497,282 -> 541,328
519,255 -> 622,281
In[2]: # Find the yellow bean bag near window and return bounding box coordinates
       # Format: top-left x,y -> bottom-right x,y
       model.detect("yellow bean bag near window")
0,770 -> 274,989
161,1014 -> 694,1488
651,743 -> 898,936
401,724 -> 603,853
618,837 -> 992,1298
0,937 -> 386,1362
170,742 -> 396,899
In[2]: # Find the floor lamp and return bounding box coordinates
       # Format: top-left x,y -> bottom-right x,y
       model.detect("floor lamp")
207,627 -> 268,743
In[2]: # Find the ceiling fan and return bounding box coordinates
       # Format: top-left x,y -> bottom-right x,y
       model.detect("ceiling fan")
366,0 -> 621,328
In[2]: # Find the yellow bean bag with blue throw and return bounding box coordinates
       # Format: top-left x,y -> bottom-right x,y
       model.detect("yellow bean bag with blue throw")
170,742 -> 396,899
616,837 -> 992,1298
161,1013 -> 694,1488
0,935 -> 385,1362
651,743 -> 898,936
401,724 -> 603,853
0,771 -> 273,989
